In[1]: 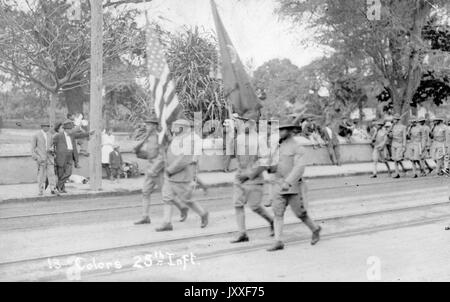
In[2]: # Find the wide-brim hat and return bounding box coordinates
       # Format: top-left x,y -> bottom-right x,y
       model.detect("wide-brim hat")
278,123 -> 301,130
392,114 -> 401,120
409,117 -> 417,123
144,117 -> 159,124
172,119 -> 193,127
63,119 -> 74,129
417,117 -> 426,122
432,115 -> 444,122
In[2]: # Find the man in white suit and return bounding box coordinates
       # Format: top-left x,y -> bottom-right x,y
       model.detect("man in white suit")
31,123 -> 58,196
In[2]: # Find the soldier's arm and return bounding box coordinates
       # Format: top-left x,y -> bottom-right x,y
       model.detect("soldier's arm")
166,155 -> 193,175
149,154 -> 165,176
284,146 -> 306,185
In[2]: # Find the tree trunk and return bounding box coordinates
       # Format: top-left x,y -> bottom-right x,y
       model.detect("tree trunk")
48,92 -> 58,128
64,86 -> 86,115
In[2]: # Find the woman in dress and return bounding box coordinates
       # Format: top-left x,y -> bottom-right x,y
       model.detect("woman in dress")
101,128 -> 115,179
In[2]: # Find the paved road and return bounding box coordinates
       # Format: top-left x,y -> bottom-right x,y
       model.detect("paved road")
0,175 -> 449,281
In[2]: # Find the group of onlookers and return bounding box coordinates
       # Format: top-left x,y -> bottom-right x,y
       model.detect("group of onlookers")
31,114 -> 94,196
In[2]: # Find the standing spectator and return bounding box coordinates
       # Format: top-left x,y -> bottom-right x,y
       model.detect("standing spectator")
31,123 -> 58,196
109,144 -> 123,182
101,128 -> 115,179
320,121 -> 341,166
53,120 -> 94,193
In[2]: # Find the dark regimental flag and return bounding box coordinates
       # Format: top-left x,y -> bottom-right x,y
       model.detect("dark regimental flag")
146,26 -> 182,144
210,0 -> 262,119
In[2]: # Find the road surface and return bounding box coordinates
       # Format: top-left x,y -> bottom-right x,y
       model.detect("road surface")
0,175 -> 449,281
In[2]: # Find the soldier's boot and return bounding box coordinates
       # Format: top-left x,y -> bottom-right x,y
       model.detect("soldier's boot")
399,161 -> 407,174
155,222 -> 173,232
300,214 -> 321,245
200,212 -> 209,228
267,241 -> 284,252
134,216 -> 151,225
179,207 -> 189,222
253,207 -> 274,237
311,226 -> 322,245
230,233 -> 249,244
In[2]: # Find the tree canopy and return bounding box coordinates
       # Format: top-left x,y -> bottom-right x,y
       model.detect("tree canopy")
276,0 -> 450,115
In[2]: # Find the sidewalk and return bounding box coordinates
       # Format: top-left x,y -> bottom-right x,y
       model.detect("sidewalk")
0,161 -> 429,203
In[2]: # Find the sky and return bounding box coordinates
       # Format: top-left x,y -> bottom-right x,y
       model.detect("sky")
128,0 -> 325,69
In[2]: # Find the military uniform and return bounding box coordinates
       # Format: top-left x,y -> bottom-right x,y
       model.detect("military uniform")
391,123 -> 406,161
156,120 -> 208,231
266,124 -> 321,251
430,124 -> 447,160
134,118 -> 188,225
372,127 -> 388,162
136,132 -> 165,219
430,117 -> 448,175
270,136 -> 309,217
406,124 -> 425,161
230,130 -> 274,243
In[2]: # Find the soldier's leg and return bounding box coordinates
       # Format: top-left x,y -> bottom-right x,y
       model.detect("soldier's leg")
289,194 -> 321,245
267,194 -> 288,251
135,172 -> 157,224
334,145 -> 341,166
399,161 -> 407,173
393,161 -> 400,178
231,185 -> 247,240
175,182 -> 208,228
384,161 -> 392,176
156,181 -> 176,231
247,185 -> 273,232
371,149 -> 378,177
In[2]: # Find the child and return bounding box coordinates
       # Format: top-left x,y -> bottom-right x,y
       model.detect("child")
109,144 -> 123,181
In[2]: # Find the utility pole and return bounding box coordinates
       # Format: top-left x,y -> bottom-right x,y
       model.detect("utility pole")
89,0 -> 103,191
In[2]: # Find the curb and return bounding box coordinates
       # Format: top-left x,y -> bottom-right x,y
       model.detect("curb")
0,170 -> 393,204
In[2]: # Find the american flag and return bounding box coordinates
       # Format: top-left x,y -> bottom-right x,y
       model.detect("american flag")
146,27 -> 181,144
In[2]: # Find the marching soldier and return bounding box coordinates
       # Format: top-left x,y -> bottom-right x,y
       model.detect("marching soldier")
418,117 -> 433,174
389,114 -> 407,178
406,117 -> 426,178
429,115 -> 447,176
230,118 -> 274,243
156,119 -> 209,232
134,118 -> 188,225
370,120 -> 392,178
265,120 -> 321,251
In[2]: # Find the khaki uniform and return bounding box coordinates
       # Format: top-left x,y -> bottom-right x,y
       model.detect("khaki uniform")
162,133 -> 197,206
372,128 -> 388,162
421,124 -> 431,159
391,124 -> 406,161
136,133 -> 164,216
406,126 -> 425,161
269,136 -> 308,218
233,132 -> 266,210
430,124 -> 447,160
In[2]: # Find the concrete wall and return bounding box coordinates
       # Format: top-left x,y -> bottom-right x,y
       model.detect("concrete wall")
0,141 -> 373,185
